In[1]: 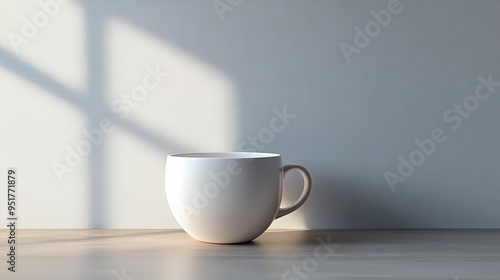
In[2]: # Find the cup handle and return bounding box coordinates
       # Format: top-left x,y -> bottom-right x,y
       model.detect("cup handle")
275,164 -> 312,219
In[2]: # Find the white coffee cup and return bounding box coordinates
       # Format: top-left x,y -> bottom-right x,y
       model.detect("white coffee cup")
165,152 -> 311,244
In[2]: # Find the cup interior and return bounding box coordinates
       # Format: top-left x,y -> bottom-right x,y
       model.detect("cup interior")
168,152 -> 280,159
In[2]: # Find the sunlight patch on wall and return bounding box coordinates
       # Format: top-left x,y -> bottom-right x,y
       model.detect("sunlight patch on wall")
0,68 -> 90,228
104,126 -> 177,229
105,18 -> 237,152
0,1 -> 88,95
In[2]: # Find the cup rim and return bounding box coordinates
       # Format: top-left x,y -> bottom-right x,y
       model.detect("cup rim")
168,152 -> 280,159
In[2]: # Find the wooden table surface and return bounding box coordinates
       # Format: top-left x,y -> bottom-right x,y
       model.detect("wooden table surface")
0,229 -> 499,280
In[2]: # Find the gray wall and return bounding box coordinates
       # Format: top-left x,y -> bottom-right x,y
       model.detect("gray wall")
1,0 -> 499,228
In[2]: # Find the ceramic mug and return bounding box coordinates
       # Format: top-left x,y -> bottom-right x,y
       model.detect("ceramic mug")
165,152 -> 312,244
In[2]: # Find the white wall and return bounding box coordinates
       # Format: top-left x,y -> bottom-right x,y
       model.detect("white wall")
1,0 -> 500,229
